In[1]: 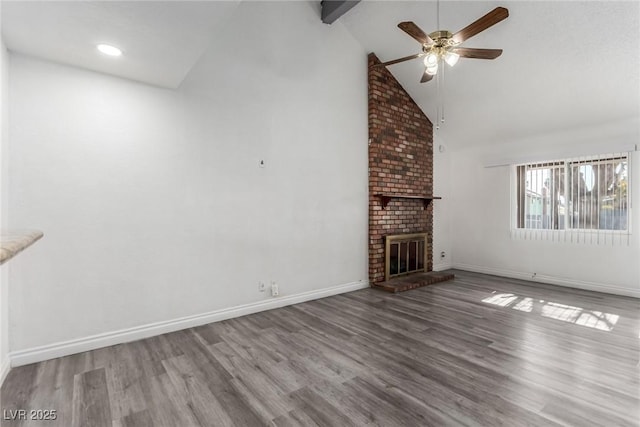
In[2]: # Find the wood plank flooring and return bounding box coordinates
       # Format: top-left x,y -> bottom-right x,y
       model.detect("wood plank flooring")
2,270 -> 639,426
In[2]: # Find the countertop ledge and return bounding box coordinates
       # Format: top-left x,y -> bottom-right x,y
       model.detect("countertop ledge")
0,230 -> 44,265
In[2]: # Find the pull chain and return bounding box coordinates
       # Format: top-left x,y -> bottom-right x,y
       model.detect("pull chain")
441,58 -> 445,124
434,0 -> 444,130
435,66 -> 440,130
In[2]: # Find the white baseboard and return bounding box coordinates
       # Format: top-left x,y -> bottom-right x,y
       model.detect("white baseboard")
0,357 -> 10,387
10,280 -> 370,367
433,262 -> 453,272
453,263 -> 640,298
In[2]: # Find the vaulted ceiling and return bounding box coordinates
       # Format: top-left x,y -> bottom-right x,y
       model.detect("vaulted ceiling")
1,1 -> 241,88
342,1 -> 639,148
2,1 -> 638,149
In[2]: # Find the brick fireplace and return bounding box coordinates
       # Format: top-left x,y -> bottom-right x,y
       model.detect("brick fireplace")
368,53 -> 439,288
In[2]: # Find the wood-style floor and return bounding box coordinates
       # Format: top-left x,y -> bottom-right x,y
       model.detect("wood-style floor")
2,270 -> 639,426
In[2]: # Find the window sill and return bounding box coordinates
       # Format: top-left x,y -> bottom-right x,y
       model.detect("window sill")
0,230 -> 44,265
510,228 -> 631,245
513,228 -> 630,234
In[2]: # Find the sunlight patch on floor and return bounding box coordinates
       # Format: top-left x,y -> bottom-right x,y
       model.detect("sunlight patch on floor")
482,292 -> 619,332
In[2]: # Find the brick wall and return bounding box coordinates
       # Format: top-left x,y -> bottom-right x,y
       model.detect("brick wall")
368,53 -> 434,284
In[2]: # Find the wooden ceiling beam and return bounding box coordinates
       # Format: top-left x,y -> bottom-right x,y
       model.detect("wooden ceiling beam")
321,0 -> 360,24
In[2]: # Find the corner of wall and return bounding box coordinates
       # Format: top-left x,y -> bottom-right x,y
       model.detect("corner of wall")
0,32 -> 10,386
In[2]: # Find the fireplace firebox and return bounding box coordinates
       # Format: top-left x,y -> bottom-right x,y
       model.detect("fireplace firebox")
384,233 -> 427,282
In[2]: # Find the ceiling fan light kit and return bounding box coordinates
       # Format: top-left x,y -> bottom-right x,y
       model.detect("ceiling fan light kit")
374,6 -> 509,130
378,6 -> 509,82
423,52 -> 438,67
444,51 -> 459,67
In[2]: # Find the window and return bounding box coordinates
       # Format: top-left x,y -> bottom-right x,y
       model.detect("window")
515,154 -> 629,232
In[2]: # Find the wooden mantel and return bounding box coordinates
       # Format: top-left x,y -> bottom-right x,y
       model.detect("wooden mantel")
374,194 -> 442,209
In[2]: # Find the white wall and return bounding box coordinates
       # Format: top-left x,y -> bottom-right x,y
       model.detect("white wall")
448,128 -> 640,298
1,34 -> 10,381
433,135 -> 452,271
7,1 -> 368,358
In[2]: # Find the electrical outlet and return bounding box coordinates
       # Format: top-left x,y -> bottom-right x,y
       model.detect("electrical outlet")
440,251 -> 446,259
271,282 -> 279,297
258,282 -> 266,292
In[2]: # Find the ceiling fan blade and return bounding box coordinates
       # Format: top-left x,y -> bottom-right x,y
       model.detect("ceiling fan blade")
451,7 -> 509,44
377,53 -> 424,67
452,47 -> 503,59
398,22 -> 434,46
420,71 -> 433,83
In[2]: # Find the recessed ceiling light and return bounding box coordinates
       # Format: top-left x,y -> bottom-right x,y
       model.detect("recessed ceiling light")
97,44 -> 122,57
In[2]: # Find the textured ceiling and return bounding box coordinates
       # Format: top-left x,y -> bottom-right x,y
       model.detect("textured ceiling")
1,1 -> 240,88
341,1 -> 640,148
1,1 -> 638,149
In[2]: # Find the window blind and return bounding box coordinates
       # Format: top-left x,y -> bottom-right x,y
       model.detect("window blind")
512,152 -> 630,245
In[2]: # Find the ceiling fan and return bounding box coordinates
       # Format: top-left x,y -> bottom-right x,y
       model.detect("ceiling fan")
378,6 -> 509,83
